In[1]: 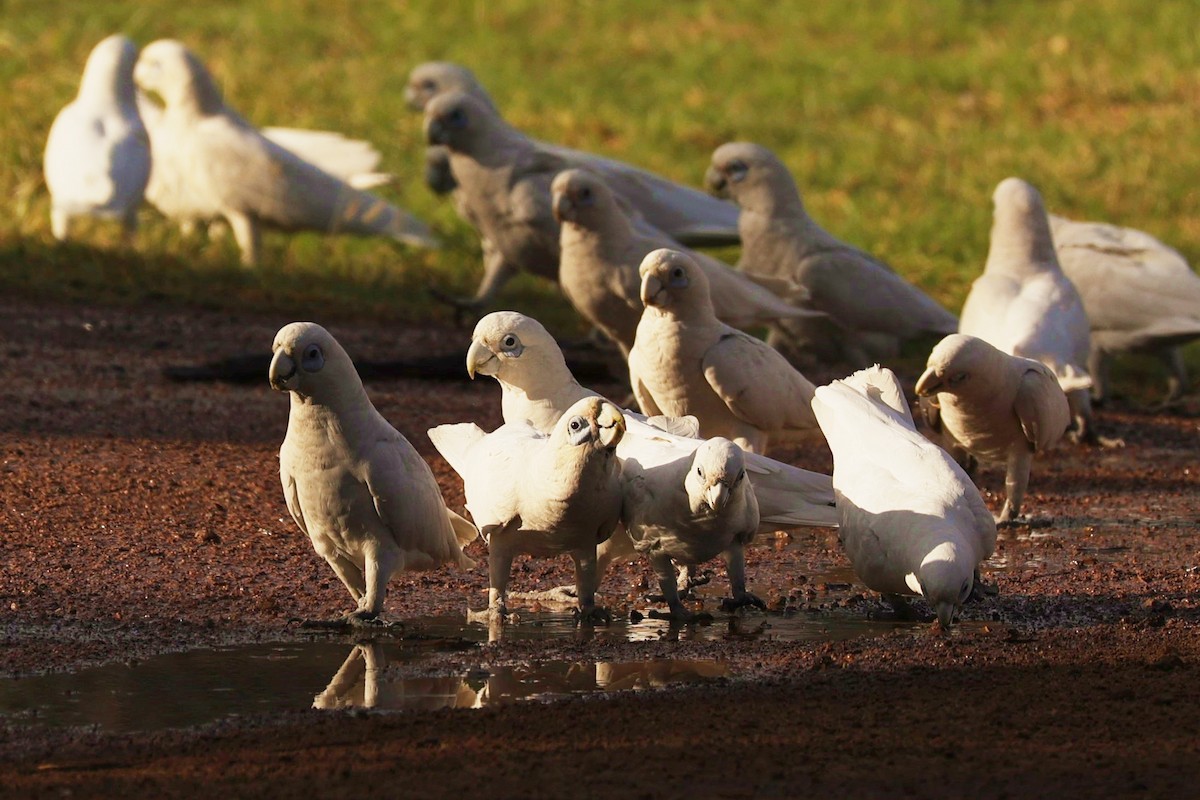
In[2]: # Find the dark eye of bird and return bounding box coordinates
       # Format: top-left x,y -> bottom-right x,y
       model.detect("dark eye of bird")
503,335 -> 516,348
696,466 -> 702,476
673,268 -> 684,279
422,79 -> 436,91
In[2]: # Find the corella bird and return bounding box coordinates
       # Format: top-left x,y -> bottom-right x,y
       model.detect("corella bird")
1049,213 -> 1200,404
405,61 -> 739,244
622,437 -> 764,622
420,82 -> 742,313
812,365 -> 997,628
429,397 -> 626,624
552,168 -> 811,357
134,39 -> 437,266
44,34 -> 150,243
628,249 -> 823,454
960,178 -> 1098,442
270,322 -> 476,628
916,334 -> 1071,525
705,142 -> 957,367
466,310 -> 838,531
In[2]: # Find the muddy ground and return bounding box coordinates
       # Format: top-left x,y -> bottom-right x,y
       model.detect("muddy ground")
1,296 -> 1198,798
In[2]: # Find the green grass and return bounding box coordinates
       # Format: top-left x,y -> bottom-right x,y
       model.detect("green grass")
2,0 -> 1199,348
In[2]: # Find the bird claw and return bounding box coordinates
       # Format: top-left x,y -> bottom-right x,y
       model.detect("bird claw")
295,610 -> 402,632
994,513 -> 1053,529
719,592 -> 767,614
572,606 -> 612,626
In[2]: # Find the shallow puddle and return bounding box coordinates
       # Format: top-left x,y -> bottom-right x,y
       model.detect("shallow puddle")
0,610 -> 918,733
0,637 -> 725,733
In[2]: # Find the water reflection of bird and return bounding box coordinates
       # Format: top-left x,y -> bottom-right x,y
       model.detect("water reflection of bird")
312,644 -> 477,712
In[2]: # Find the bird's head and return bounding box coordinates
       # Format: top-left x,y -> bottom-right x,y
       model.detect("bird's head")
467,310 -> 570,387
685,437 -> 749,516
986,177 -> 1058,275
552,396 -> 626,453
907,541 -> 974,630
638,248 -> 713,317
705,141 -> 797,213
423,90 -> 492,152
269,322 -> 361,405
404,61 -> 488,112
79,35 -> 140,102
551,168 -> 613,227
134,39 -> 222,114
915,334 -> 1000,399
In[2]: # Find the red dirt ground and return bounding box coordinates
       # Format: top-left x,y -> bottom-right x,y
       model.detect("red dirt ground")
1,297 -> 1198,798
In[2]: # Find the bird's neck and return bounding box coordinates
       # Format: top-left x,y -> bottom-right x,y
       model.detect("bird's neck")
499,372 -> 590,432
985,216 -> 1061,277
287,385 -> 377,448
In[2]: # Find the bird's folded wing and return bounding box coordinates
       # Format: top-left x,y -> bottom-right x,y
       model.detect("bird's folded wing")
1013,364 -> 1071,452
362,436 -> 466,563
281,470 -> 308,537
703,333 -> 817,430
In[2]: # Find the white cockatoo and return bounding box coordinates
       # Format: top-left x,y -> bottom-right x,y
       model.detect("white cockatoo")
916,334 -> 1071,525
270,322 -> 475,628
622,437 -> 764,621
44,34 -> 151,243
134,39 -> 437,266
812,365 -> 997,628
429,396 -> 626,624
628,248 -> 823,454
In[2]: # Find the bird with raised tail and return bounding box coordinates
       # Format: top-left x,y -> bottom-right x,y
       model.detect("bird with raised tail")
552,168 -> 814,357
1048,213 -> 1200,405
960,177 -> 1105,444
134,39 -> 437,266
405,61 -> 740,244
705,142 -> 957,369
270,322 -> 476,629
628,249 -> 823,455
622,437 -> 764,622
916,334 -> 1071,526
429,397 -> 626,625
812,365 -> 997,628
44,34 -> 150,243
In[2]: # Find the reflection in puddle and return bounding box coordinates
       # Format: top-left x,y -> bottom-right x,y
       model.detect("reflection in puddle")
0,633 -> 732,734
314,644 -> 728,711
0,609 -> 917,734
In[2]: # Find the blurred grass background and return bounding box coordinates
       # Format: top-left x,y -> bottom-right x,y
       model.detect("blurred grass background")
1,0 -> 1198,362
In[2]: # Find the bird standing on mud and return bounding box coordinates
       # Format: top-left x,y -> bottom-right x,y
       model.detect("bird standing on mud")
270,322 -> 476,628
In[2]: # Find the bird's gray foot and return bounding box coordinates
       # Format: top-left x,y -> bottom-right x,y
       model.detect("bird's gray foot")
572,605 -> 612,626
297,610 -> 401,631
994,512 -> 1053,529
967,570 -> 999,603
881,594 -> 920,621
719,592 -> 767,614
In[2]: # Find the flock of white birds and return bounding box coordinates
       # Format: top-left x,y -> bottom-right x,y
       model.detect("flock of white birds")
44,35 -> 1200,631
